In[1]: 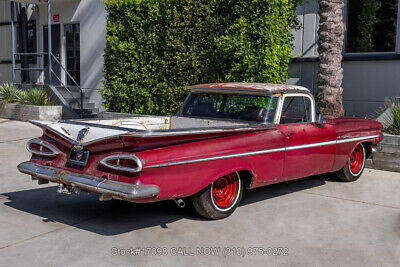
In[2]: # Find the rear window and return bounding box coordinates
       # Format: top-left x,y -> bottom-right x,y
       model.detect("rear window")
178,93 -> 278,123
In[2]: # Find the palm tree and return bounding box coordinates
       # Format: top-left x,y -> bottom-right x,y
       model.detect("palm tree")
316,0 -> 345,117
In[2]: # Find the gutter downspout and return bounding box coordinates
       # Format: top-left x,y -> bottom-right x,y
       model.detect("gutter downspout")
17,3 -> 30,83
48,0 -> 52,85
10,1 -> 15,83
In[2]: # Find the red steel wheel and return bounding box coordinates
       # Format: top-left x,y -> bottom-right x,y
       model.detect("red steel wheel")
191,172 -> 243,219
211,173 -> 238,209
349,144 -> 363,175
335,143 -> 366,182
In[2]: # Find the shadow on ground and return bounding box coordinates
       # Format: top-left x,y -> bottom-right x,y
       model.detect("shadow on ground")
2,175 -> 332,236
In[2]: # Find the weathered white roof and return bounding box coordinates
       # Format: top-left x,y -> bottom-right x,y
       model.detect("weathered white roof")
188,83 -> 310,94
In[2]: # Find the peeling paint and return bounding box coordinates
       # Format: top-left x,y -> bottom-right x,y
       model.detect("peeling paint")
188,82 -> 309,93
60,127 -> 71,136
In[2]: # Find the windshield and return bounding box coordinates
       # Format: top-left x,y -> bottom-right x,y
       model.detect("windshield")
177,93 -> 279,123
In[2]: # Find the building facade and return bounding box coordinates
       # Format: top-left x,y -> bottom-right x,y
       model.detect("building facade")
1,0 -> 399,117
289,0 -> 400,118
0,0 -> 106,110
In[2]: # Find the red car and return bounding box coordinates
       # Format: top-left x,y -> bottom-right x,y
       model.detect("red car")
18,83 -> 383,219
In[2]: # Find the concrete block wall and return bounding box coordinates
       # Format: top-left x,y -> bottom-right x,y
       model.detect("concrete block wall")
0,103 -> 62,121
366,134 -> 400,172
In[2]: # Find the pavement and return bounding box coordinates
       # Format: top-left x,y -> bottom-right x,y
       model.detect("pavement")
0,118 -> 399,266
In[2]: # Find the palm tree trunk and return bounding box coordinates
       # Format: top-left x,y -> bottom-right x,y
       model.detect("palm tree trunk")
316,0 -> 345,117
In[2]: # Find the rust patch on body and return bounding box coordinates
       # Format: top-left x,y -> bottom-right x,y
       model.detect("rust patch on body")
188,82 -> 310,93
60,127 -> 71,136
53,168 -> 69,179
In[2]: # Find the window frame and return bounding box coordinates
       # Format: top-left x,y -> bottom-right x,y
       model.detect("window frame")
177,92 -> 280,124
63,23 -> 80,86
344,0 -> 400,55
276,93 -> 316,125
16,20 -> 37,64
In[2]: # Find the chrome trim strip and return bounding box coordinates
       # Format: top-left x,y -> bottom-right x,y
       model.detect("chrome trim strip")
84,125 -> 272,145
145,147 -> 286,169
100,154 -> 143,173
17,161 -> 159,200
144,134 -> 380,169
336,135 -> 380,144
31,119 -> 273,146
26,138 -> 59,157
285,139 -> 337,151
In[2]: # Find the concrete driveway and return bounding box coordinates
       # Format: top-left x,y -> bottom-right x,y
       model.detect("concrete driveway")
0,118 -> 399,266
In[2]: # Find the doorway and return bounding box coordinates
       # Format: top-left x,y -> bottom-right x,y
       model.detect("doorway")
64,24 -> 80,86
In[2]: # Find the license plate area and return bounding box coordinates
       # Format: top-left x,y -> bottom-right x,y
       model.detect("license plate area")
67,149 -> 90,167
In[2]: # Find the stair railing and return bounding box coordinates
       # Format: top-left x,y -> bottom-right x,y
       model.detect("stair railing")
50,52 -> 83,118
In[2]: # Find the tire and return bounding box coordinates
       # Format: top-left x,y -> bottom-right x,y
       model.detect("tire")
191,172 -> 243,220
335,143 -> 366,182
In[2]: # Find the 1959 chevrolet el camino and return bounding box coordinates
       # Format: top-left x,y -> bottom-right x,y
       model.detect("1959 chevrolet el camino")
18,83 -> 383,219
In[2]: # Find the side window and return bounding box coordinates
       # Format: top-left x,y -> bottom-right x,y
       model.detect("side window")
280,96 -> 312,124
303,97 -> 312,122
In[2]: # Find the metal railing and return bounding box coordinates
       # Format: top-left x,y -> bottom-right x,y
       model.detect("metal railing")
12,51 -> 84,118
50,53 -> 83,117
12,52 -> 46,81
10,1 -> 84,118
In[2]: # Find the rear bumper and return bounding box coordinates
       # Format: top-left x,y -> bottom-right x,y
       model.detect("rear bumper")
17,161 -> 160,200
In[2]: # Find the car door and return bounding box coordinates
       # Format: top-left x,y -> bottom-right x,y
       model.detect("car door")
277,94 -> 336,180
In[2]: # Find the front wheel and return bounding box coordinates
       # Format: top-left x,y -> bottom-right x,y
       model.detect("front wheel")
191,172 -> 243,220
335,143 -> 366,182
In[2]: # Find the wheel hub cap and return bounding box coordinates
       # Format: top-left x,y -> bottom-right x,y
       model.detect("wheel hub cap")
212,173 -> 237,208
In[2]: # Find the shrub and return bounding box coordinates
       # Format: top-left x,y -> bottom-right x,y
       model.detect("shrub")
384,102 -> 400,135
0,83 -> 52,106
103,0 -> 302,115
23,88 -> 52,106
0,83 -> 19,104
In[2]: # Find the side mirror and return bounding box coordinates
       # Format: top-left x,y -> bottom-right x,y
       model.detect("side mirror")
315,113 -> 324,128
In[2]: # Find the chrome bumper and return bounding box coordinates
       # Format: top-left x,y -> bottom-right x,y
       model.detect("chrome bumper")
17,161 -> 160,200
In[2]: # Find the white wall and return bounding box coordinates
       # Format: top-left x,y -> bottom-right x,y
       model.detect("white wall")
37,0 -> 107,109
0,0 -> 106,109
291,0 -> 319,58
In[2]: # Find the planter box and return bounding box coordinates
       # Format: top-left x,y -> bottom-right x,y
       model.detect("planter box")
0,103 -> 63,121
366,133 -> 400,173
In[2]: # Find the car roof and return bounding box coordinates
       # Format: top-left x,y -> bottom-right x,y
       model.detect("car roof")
188,82 -> 310,95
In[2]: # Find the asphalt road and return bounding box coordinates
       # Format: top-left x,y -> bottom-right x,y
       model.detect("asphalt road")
0,118 -> 399,266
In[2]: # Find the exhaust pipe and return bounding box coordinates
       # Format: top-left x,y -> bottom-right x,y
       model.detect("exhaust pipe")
57,184 -> 80,195
174,199 -> 186,208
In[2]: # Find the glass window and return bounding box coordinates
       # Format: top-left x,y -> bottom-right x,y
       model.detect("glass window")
17,20 -> 36,63
64,24 -> 80,85
346,0 -> 398,53
178,93 -> 279,123
280,96 -> 312,124
27,21 -> 36,63
304,96 -> 312,122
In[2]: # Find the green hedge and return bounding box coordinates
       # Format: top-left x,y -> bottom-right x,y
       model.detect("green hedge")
103,0 -> 301,115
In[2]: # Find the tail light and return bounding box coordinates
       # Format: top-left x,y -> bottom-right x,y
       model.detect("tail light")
26,139 -> 59,157
100,154 -> 143,173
